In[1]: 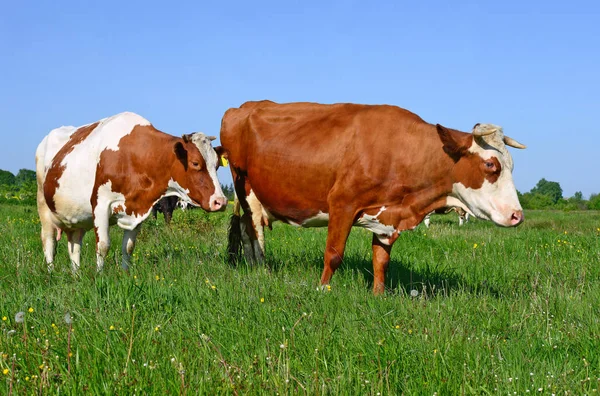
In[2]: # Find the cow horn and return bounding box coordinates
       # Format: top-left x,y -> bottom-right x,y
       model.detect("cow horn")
208,136 -> 217,141
472,123 -> 498,136
503,135 -> 527,149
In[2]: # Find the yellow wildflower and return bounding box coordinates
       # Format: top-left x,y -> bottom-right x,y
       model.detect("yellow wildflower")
28,307 -> 34,313
109,325 -> 115,331
473,243 -> 478,249
2,368 -> 8,375
211,285 -> 216,290
1,316 -> 6,321
155,275 -> 160,281
260,298 -> 265,303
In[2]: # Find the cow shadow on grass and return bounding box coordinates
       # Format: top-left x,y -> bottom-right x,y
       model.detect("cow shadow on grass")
255,251 -> 501,299
339,254 -> 501,298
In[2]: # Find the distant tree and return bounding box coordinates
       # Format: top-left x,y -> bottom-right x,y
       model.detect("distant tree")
526,193 -> 554,209
0,169 -> 16,186
530,178 -> 563,204
573,191 -> 583,201
15,169 -> 36,186
220,183 -> 235,201
589,193 -> 600,210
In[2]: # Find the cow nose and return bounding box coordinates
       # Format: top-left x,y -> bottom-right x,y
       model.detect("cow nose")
211,196 -> 228,211
510,210 -> 524,226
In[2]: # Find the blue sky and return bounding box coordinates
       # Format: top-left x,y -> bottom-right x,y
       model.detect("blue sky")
1,0 -> 598,197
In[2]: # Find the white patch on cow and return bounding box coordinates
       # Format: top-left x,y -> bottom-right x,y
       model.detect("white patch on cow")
94,112 -> 150,154
164,179 -> 193,205
302,211 -> 330,227
189,133 -> 226,205
37,126 -> 78,175
355,206 -> 396,244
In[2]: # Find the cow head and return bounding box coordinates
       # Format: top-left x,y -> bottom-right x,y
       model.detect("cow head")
172,132 -> 227,212
436,123 -> 526,227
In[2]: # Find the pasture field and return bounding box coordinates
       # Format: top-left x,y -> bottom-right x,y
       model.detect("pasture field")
1,204 -> 599,395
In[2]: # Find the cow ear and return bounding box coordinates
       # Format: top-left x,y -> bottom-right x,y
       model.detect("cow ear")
436,124 -> 468,162
174,142 -> 188,170
214,146 -> 229,167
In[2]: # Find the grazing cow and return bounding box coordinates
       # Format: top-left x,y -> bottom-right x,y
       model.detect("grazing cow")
36,112 -> 227,272
221,101 -> 526,294
151,196 -> 180,225
423,207 -> 470,227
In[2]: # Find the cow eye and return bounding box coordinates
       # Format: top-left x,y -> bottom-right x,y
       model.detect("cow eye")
192,161 -> 199,167
485,161 -> 495,170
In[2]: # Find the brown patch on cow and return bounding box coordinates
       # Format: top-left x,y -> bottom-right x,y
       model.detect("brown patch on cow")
113,204 -> 125,214
92,124 -> 218,218
453,153 -> 501,189
483,156 -> 501,184
44,122 -> 100,212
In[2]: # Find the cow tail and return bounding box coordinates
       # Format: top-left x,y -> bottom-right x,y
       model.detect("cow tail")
227,195 -> 242,264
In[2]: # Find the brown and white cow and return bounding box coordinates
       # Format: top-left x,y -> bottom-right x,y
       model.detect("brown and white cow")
423,206 -> 470,227
36,112 -> 227,272
221,101 -> 526,294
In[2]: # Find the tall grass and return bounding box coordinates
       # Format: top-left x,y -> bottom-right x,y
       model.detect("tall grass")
1,204 -> 599,394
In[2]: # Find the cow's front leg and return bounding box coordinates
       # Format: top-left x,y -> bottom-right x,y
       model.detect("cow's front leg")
121,226 -> 141,271
320,212 -> 354,288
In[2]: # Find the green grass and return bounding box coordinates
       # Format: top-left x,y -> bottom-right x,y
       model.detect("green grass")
1,204 -> 599,394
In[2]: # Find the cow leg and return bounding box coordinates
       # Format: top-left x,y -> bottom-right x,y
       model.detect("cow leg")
372,234 -> 396,295
93,207 -> 111,272
121,226 -> 141,271
458,214 -> 465,226
248,191 -> 265,261
40,216 -> 57,270
164,205 -> 173,225
38,196 -> 57,270
66,229 -> 86,272
240,212 -> 259,262
320,213 -> 354,288
424,213 -> 431,228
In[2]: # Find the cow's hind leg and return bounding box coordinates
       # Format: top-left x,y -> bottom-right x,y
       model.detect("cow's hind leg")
121,226 -> 141,271
38,196 -> 57,270
93,205 -> 112,272
228,169 -> 265,264
66,229 -> 86,272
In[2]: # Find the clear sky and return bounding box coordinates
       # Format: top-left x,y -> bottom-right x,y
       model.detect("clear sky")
1,0 -> 598,198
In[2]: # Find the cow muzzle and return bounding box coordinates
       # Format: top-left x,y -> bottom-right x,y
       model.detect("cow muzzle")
509,210 -> 524,226
210,196 -> 228,212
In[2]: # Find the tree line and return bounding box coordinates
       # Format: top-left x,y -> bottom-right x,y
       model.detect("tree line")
518,178 -> 600,210
0,169 -> 597,210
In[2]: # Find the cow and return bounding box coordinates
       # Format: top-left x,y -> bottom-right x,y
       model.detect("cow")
36,112 -> 227,272
151,196 -> 180,225
423,206 -> 470,227
221,101 -> 526,294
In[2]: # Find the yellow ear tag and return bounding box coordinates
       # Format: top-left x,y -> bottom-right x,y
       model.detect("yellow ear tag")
220,156 -> 229,167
